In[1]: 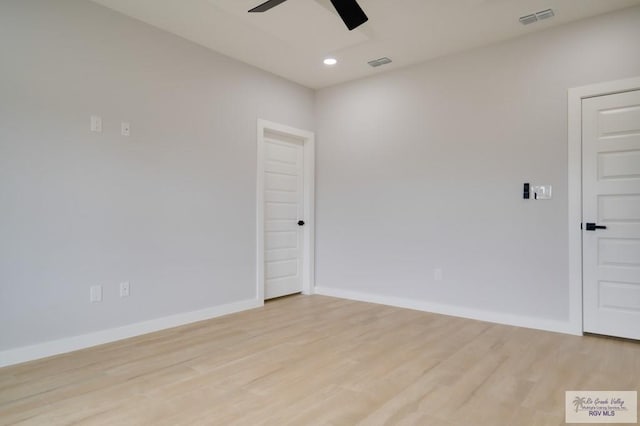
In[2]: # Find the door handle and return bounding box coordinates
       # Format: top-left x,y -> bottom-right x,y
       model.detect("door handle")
585,222 -> 607,231
297,220 -> 305,226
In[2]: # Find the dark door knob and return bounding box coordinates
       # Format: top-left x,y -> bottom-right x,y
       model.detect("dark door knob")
297,220 -> 305,226
585,222 -> 607,231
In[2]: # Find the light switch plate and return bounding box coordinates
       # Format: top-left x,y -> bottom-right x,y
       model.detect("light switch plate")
90,285 -> 102,303
91,115 -> 102,133
532,185 -> 552,200
121,122 -> 130,137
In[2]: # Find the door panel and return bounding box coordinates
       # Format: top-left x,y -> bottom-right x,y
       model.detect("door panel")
598,238 -> 640,267
582,90 -> 640,340
263,137 -> 304,300
599,150 -> 640,179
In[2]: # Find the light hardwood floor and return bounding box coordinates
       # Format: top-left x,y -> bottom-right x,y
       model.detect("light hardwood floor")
1,295 -> 638,425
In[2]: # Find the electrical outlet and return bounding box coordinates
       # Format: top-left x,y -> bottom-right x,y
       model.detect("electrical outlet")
121,121 -> 130,137
90,285 -> 102,303
120,281 -> 130,298
434,268 -> 443,281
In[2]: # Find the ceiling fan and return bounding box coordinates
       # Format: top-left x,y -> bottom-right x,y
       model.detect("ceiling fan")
248,0 -> 368,31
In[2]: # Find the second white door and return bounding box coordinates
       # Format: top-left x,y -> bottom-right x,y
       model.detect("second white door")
263,136 -> 305,299
582,89 -> 640,340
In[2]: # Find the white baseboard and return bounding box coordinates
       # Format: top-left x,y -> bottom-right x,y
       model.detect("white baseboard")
314,286 -> 580,336
0,298 -> 263,368
1,289 -> 581,368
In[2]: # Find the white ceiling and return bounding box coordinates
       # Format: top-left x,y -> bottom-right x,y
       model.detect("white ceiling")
90,0 -> 640,89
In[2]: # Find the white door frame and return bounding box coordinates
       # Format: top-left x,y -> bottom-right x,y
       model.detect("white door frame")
256,119 -> 315,302
567,76 -> 640,335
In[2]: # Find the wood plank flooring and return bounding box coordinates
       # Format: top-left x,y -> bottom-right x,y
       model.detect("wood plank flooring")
0,295 -> 638,425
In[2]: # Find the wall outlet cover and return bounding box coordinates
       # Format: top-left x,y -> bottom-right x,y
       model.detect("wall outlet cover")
434,268 -> 443,281
120,281 -> 130,297
121,122 -> 130,137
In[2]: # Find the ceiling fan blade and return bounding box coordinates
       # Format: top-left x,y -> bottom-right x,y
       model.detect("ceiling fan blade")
248,0 -> 288,13
329,0 -> 368,31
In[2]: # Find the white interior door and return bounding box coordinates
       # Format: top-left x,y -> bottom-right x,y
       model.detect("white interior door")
263,136 -> 305,300
582,89 -> 640,340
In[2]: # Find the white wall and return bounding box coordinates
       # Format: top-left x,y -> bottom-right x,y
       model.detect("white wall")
315,7 -> 640,329
0,0 -> 314,353
2,1 -> 639,362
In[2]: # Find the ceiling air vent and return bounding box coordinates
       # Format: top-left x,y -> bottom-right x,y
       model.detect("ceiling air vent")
536,9 -> 555,20
368,57 -> 392,68
519,8 -> 554,25
519,13 -> 538,25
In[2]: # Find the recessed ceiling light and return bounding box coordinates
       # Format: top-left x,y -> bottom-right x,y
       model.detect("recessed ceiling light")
323,58 -> 337,66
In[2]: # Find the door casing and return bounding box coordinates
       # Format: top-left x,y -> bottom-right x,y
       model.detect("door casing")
567,76 -> 640,336
256,119 -> 315,302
